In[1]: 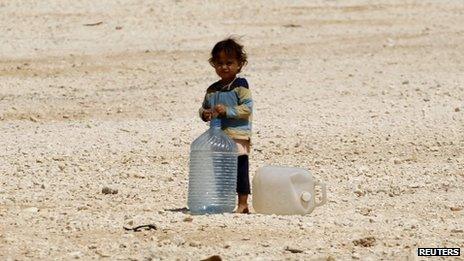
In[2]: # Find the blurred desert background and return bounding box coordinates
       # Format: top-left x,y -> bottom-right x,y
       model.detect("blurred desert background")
1,0 -> 463,260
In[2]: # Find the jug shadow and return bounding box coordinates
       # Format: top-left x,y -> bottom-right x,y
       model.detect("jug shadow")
165,207 -> 189,214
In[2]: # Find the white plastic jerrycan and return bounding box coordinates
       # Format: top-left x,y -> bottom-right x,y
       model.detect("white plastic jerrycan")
252,165 -> 327,215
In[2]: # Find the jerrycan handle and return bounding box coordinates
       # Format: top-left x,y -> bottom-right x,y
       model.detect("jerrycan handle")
314,181 -> 327,207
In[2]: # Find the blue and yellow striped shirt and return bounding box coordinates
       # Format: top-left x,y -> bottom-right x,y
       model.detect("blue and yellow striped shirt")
199,77 -> 253,140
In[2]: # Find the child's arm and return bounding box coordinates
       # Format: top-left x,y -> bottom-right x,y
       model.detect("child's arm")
199,95 -> 210,122
199,92 -> 217,122
221,86 -> 252,120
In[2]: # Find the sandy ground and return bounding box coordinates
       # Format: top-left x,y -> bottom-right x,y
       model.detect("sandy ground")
1,0 -> 463,260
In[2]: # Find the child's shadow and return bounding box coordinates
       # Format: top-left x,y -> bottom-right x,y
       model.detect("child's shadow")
165,207 -> 189,214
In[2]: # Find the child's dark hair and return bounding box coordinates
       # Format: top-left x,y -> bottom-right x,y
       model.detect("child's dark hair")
209,38 -> 248,71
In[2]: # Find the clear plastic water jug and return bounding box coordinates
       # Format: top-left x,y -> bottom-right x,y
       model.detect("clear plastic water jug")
252,165 -> 327,215
187,118 -> 238,214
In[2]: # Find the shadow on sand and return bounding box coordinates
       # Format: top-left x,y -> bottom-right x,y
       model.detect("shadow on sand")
165,207 -> 189,213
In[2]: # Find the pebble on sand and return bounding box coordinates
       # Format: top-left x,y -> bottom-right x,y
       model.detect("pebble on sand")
183,216 -> 193,222
285,246 -> 304,253
102,187 -> 118,195
201,255 -> 222,261
353,236 -> 376,247
23,207 -> 39,213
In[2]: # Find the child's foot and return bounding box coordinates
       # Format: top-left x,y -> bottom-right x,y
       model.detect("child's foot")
235,205 -> 249,214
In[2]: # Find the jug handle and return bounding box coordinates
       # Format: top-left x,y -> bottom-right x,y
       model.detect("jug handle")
314,181 -> 327,207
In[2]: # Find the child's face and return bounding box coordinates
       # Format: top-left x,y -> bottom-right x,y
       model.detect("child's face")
213,51 -> 241,82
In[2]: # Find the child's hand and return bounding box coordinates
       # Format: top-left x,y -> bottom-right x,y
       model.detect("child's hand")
214,104 -> 227,117
202,109 -> 213,121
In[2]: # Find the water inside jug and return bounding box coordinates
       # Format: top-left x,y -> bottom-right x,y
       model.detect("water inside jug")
188,118 -> 238,214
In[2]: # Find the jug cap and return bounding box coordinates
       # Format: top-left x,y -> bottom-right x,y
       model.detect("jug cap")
301,192 -> 312,202
210,118 -> 221,129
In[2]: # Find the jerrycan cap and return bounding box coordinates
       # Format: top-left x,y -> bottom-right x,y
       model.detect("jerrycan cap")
301,192 -> 312,202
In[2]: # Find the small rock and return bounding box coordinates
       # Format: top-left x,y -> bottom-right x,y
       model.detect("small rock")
354,189 -> 365,197
29,116 -> 38,122
455,107 -> 460,112
285,246 -> 304,253
102,187 -> 118,195
23,207 -> 39,213
402,80 -> 409,85
189,241 -> 201,247
69,251 -> 83,259
201,255 -> 222,261
451,229 -> 463,233
358,208 -> 372,216
408,184 -> 421,189
283,24 -> 301,28
183,216 -> 193,222
353,236 -> 376,247
95,250 -> 110,257
450,206 -> 463,211
133,173 -> 145,179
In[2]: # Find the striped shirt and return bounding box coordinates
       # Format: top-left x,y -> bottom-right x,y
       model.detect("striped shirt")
199,77 -> 253,140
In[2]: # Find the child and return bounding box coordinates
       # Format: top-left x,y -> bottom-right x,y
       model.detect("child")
198,38 -> 253,214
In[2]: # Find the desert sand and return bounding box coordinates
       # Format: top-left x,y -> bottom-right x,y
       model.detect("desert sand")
1,0 -> 463,260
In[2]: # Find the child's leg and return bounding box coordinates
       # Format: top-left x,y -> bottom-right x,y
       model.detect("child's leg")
234,139 -> 251,213
237,154 -> 250,194
236,154 -> 250,213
